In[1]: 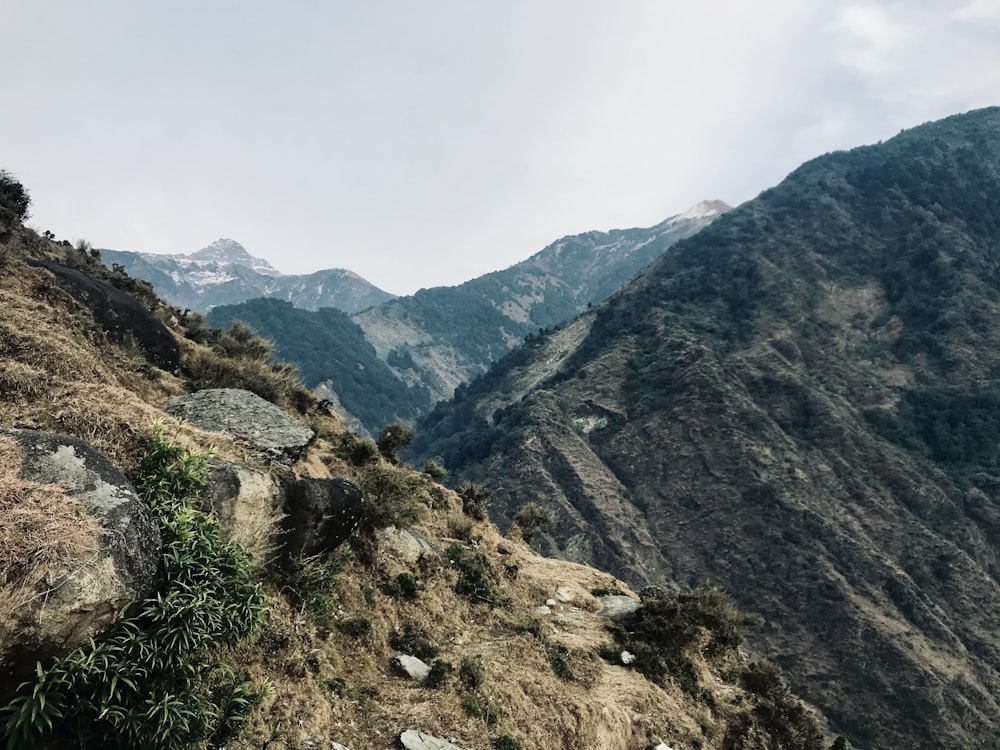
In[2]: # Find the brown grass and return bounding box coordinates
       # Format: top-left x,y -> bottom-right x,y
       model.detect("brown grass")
0,437 -> 101,605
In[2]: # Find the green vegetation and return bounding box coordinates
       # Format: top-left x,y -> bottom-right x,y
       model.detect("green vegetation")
461,694 -> 499,727
446,542 -> 505,607
608,586 -> 752,693
284,553 -> 348,621
377,420 -> 416,463
380,571 -> 423,600
207,298 -> 430,432
456,481 -> 490,520
389,624 -> 439,661
0,426 -> 267,749
0,170 -> 30,220
491,737 -> 523,750
422,659 -> 454,689
514,501 -> 554,542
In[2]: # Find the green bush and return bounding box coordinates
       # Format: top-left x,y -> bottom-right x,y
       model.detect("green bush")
357,463 -> 425,534
0,426 -> 267,749
492,737 -> 523,750
458,657 -> 485,690
389,624 -> 439,661
380,572 -> 423,600
377,421 -> 416,463
285,553 -> 348,621
514,502 -> 554,542
461,694 -> 499,727
0,170 -> 30,220
446,542 -> 505,606
423,659 -> 454,689
456,481 -> 490,521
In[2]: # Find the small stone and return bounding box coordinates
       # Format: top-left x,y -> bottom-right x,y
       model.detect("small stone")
497,543 -> 512,555
621,650 -> 636,665
399,729 -> 467,750
535,605 -> 552,615
545,598 -> 557,607
555,587 -> 573,603
331,743 -> 350,750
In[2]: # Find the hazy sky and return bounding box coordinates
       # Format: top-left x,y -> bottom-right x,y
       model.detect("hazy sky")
3,2 -> 999,295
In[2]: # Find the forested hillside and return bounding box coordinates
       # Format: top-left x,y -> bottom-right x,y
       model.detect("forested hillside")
411,106 -> 1000,749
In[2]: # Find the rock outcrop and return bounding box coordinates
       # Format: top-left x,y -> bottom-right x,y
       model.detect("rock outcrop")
197,459 -> 283,565
0,429 -> 160,688
280,477 -> 364,564
164,388 -> 314,460
28,259 -> 180,371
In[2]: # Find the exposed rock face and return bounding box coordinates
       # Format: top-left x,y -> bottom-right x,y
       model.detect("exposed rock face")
197,460 -> 283,565
392,655 -> 430,682
164,388 -> 314,459
28,260 -> 180,371
0,429 -> 160,686
280,478 -> 364,563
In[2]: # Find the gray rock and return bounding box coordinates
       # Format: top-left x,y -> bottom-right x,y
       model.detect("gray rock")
555,587 -> 574,602
280,477 -> 363,565
621,650 -> 636,664
198,459 -> 283,565
164,388 -> 314,458
376,525 -> 438,564
393,654 -> 430,681
496,542 -> 512,555
535,605 -> 552,616
0,429 -> 160,688
545,598 -> 557,607
598,594 -> 640,621
331,743 -> 350,750
399,730 -> 467,750
27,260 -> 180,371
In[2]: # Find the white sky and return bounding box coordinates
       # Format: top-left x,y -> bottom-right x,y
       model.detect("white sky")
2,1 -> 999,295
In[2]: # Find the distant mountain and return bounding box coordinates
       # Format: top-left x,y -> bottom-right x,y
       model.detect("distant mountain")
102,238 -> 395,314
208,202 -> 729,433
409,107 -> 1000,749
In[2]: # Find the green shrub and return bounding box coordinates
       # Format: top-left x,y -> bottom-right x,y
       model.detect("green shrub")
423,459 -> 448,479
446,542 -> 505,606
389,624 -> 439,661
380,572 -> 423,600
357,463 -> 425,533
458,657 -> 485,690
513,502 -> 554,542
461,695 -> 499,727
377,421 -> 416,463
492,737 -> 523,750
423,659 -> 454,689
334,432 -> 381,467
456,481 -> 490,520
0,426 -> 267,749
337,617 -> 372,638
0,170 -> 30,220
608,585 -> 754,693
548,646 -> 574,681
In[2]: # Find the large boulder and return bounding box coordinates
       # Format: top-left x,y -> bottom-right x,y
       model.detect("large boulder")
0,429 -> 160,689
197,460 -> 284,565
28,260 -> 180,371
164,388 -> 314,460
280,477 -> 363,564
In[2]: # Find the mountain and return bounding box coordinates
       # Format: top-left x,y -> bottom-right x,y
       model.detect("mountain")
102,238 -> 395,313
209,201 -> 729,434
411,107 -> 1000,749
0,190 -> 829,749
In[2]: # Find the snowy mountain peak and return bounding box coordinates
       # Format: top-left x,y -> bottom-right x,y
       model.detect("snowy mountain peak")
676,199 -> 732,220
189,239 -> 281,276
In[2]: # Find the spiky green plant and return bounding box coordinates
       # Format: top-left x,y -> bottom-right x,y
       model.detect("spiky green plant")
0,426 -> 267,749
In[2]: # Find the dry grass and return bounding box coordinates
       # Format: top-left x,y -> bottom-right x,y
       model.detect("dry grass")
0,437 -> 101,609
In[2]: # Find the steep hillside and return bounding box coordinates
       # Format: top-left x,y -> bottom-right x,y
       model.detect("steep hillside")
211,202 -> 727,434
412,107 -> 1000,749
0,186 -> 828,748
103,238 -> 395,314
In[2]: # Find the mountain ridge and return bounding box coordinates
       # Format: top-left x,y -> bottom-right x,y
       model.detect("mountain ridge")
102,238 -> 395,314
411,106 -> 1000,748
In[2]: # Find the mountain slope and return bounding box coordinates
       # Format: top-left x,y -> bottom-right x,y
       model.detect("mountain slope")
411,106 -> 1000,749
0,194 -> 829,750
211,202 -> 728,434
103,238 -> 395,314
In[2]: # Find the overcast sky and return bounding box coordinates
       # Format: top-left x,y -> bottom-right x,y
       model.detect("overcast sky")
2,2 -> 999,295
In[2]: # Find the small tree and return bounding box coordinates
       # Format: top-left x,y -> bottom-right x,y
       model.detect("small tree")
377,421 -> 415,463
514,502 -> 554,542
0,170 -> 31,220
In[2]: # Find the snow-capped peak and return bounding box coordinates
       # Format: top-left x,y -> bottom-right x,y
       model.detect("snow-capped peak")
188,239 -> 281,276
676,199 -> 732,221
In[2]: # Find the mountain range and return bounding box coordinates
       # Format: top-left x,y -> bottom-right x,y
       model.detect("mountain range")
410,106 -> 1000,749
206,201 -> 729,433
101,238 -> 395,314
